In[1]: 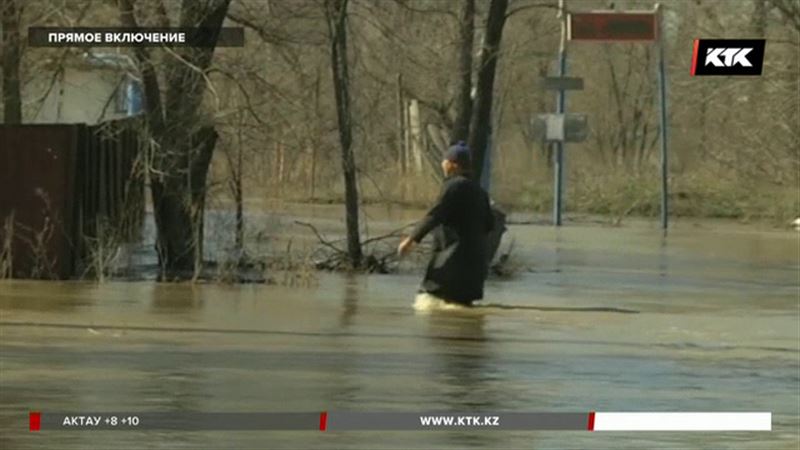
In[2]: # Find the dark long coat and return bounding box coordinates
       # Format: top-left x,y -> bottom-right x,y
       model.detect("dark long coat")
410,174 -> 494,304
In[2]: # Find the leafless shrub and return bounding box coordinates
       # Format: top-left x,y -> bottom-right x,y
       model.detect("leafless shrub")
81,217 -> 121,282
265,239 -> 318,288
8,190 -> 59,279
14,217 -> 56,280
0,213 -> 14,280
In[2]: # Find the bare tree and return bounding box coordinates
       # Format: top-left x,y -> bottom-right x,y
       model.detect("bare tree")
326,0 -> 362,267
118,0 -> 231,279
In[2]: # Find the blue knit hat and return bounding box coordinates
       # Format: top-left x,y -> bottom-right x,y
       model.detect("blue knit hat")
444,141 -> 471,167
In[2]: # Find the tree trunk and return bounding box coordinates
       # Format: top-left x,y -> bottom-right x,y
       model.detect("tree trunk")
234,113 -> 244,252
467,0 -> 508,183
310,68 -> 322,200
189,126 -> 217,275
396,73 -> 406,174
1,0 -> 22,124
408,99 -> 423,174
451,0 -> 475,144
326,0 -> 363,267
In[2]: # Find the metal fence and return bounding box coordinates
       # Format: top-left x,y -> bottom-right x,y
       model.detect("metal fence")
0,116 -> 145,279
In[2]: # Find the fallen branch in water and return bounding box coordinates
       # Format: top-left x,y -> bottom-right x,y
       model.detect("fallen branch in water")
293,220 -> 345,254
294,220 -> 419,273
361,222 -> 416,245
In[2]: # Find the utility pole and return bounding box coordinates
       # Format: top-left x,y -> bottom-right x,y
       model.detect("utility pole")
553,0 -> 567,226
655,3 -> 669,230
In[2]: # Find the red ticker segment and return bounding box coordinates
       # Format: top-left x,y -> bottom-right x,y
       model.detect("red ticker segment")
29,412 -> 41,432
569,12 -> 657,41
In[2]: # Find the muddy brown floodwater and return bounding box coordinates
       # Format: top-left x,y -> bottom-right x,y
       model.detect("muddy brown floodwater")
1,219 -> 798,449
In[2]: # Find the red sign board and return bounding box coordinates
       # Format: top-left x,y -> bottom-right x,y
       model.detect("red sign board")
568,12 -> 657,41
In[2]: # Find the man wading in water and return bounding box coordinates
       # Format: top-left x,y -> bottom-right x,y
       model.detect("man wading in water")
398,141 -> 494,307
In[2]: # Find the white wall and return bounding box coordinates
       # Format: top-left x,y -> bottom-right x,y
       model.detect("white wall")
26,67 -> 129,124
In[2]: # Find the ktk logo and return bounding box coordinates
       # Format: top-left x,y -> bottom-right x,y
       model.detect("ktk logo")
705,48 -> 753,67
691,39 -> 766,76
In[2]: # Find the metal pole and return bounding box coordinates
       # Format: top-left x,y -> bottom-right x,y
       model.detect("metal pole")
553,0 -> 567,226
656,3 -> 669,230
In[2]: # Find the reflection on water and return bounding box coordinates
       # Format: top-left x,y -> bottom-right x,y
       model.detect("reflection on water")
0,223 -> 798,449
150,284 -> 203,313
421,309 -> 502,449
338,274 -> 359,329
0,281 -> 95,313
659,234 -> 669,277
424,312 -> 492,408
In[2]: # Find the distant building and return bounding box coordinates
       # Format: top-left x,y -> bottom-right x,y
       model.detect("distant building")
26,51 -> 143,124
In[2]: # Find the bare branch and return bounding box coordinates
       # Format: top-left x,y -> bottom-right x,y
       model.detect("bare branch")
390,0 -> 457,19
768,0 -> 800,32
505,1 -> 559,20
294,220 -> 345,254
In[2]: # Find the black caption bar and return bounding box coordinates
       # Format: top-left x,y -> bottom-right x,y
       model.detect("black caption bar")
28,27 -> 244,47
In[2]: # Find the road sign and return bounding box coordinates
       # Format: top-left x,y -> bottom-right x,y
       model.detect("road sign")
546,114 -> 565,141
564,113 -> 589,142
543,76 -> 584,91
532,113 -> 589,143
568,12 -> 656,41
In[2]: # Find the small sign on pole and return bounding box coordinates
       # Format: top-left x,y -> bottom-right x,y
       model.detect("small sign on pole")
564,113 -> 589,142
546,114 -> 565,141
531,113 -> 589,143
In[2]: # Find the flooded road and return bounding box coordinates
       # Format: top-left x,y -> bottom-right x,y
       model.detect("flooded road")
1,222 -> 798,449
